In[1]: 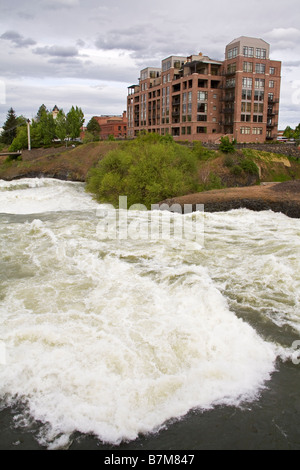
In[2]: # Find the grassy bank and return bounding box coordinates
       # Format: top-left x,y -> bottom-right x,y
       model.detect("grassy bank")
1,138 -> 300,207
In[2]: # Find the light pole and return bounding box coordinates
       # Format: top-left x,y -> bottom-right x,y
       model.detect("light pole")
27,119 -> 31,151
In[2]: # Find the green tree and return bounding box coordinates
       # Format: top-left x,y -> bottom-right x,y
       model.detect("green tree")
66,106 -> 84,140
283,126 -> 294,139
36,104 -> 48,122
9,125 -> 27,151
86,117 -> 101,141
219,136 -> 236,153
55,109 -> 67,144
294,123 -> 300,139
38,106 -> 56,145
1,107 -> 18,145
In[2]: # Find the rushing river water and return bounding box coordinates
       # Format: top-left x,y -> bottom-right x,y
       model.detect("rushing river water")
0,178 -> 299,450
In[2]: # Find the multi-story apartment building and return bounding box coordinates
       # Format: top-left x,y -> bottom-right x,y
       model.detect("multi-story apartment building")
127,37 -> 281,143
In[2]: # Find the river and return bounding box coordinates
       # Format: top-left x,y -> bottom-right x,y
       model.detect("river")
0,178 -> 299,450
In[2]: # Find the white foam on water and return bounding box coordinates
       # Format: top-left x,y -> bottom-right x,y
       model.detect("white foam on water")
0,178 -> 99,214
0,179 -> 299,448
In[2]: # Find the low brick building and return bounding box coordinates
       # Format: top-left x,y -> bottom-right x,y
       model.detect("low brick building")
127,37 -> 281,143
82,112 -> 127,140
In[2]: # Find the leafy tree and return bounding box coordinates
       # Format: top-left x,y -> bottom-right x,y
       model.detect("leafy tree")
66,106 -> 84,140
283,125 -> 294,139
86,117 -> 101,140
55,109 -> 67,144
294,123 -> 300,139
1,108 -> 18,145
86,134 -> 199,209
9,125 -> 28,151
38,107 -> 56,145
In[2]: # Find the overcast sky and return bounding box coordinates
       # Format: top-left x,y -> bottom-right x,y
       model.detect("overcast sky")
0,0 -> 299,130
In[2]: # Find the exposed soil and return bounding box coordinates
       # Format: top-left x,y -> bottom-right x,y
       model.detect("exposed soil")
0,143 -> 118,182
159,181 -> 300,219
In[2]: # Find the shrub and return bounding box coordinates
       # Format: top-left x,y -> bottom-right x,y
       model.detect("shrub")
230,164 -> 243,176
219,136 -> 236,153
239,158 -> 259,176
224,155 -> 235,168
86,135 -> 198,208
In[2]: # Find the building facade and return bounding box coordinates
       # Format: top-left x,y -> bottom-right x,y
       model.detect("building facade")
127,37 -> 281,143
81,112 -> 127,140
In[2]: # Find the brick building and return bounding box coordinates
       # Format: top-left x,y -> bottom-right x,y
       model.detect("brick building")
82,112 -> 127,140
127,37 -> 281,143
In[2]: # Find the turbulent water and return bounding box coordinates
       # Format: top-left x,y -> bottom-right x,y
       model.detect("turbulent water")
0,178 -> 299,450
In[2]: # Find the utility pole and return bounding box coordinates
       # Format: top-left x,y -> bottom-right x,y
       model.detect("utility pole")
27,119 -> 31,151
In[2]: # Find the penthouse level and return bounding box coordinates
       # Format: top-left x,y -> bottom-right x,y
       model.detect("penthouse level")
127,37 -> 281,143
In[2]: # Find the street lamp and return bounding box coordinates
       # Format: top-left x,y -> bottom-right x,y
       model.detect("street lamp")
27,119 -> 31,151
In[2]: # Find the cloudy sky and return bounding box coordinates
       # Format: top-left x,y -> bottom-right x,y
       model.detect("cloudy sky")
0,0 -> 299,130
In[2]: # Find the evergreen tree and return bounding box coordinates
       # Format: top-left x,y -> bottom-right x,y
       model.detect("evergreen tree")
1,108 -> 18,145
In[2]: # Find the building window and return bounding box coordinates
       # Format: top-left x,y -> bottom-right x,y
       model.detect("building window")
255,78 -> 265,89
270,67 -> 275,75
253,115 -> 263,123
197,115 -> 207,122
181,127 -> 186,135
269,80 -> 275,88
254,90 -> 264,101
197,91 -> 208,101
253,127 -> 263,134
197,102 -> 207,113
268,93 -> 274,102
255,63 -> 265,74
253,103 -> 264,113
240,126 -> 251,134
241,114 -> 251,122
197,127 -> 207,133
241,102 -> 251,113
227,63 -> 237,73
243,46 -> 254,57
228,46 -> 238,59
242,77 -> 252,88
256,48 -> 266,59
242,89 -> 252,100
243,62 -> 253,72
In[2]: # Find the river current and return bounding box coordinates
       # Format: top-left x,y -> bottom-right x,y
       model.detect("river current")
0,178 -> 299,450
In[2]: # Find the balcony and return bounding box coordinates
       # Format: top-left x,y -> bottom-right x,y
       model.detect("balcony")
222,107 -> 234,114
268,98 -> 279,104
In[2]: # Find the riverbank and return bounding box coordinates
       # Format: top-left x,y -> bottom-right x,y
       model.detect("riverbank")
1,143 -> 300,219
159,180 -> 300,219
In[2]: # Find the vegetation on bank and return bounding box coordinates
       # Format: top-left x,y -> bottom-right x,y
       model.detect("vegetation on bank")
86,134 -> 201,208
1,135 -> 300,204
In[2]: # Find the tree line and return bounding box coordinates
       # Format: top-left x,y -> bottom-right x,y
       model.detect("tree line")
283,124 -> 300,140
0,105 -> 85,150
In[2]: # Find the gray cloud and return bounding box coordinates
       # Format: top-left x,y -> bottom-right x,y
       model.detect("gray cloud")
0,30 -> 36,48
33,45 -> 79,57
0,0 -> 300,129
95,25 -> 149,52
283,60 -> 300,67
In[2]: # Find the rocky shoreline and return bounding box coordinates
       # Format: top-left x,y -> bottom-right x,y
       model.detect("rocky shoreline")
159,181 -> 300,219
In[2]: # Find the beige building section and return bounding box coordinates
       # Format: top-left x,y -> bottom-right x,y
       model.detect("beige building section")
127,37 -> 281,143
